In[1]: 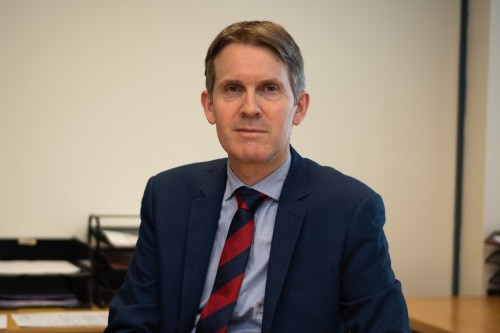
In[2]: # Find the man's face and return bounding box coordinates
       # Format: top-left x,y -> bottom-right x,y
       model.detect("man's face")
201,43 -> 308,174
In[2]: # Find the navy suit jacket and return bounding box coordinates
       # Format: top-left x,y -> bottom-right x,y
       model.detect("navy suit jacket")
106,147 -> 410,332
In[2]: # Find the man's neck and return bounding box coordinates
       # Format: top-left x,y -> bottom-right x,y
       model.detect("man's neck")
229,154 -> 289,186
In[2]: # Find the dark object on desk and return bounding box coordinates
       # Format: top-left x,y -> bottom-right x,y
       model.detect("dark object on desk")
490,271 -> 500,285
485,231 -> 500,296
0,238 -> 92,309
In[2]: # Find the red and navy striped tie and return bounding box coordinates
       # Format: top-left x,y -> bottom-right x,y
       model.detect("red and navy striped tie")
196,186 -> 267,333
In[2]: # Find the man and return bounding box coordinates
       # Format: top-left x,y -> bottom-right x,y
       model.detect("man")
106,21 -> 411,332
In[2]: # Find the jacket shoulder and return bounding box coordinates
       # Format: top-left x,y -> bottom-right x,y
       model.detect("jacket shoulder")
144,158 -> 227,199
301,158 -> 377,200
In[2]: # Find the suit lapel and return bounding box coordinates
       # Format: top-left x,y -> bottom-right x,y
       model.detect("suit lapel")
179,162 -> 227,332
262,149 -> 310,333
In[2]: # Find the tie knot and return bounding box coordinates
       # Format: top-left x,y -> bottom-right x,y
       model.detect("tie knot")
235,186 -> 267,213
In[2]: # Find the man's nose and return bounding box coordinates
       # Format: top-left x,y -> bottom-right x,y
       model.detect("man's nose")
240,91 -> 261,117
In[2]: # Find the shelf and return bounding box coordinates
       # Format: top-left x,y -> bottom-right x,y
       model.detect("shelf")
0,238 -> 92,309
486,250 -> 500,265
485,230 -> 500,297
486,231 -> 500,247
87,214 -> 139,308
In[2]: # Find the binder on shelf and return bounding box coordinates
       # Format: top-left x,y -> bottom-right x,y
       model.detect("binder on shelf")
0,238 -> 92,309
87,214 -> 139,308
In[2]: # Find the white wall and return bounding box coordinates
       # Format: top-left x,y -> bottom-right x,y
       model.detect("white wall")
0,1 -> 461,296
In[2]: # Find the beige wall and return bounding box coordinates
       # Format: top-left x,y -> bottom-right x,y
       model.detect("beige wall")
0,1 -> 463,296
461,0 -> 500,295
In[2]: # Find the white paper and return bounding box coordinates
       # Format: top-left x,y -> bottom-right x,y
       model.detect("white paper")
0,314 -> 7,329
0,260 -> 81,275
11,311 -> 108,327
102,229 -> 138,248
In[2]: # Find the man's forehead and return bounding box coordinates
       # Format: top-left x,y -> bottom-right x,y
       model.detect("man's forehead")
213,43 -> 287,78
214,42 -> 284,64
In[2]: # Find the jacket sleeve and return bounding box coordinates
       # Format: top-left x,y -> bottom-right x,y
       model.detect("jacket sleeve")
339,192 -> 411,332
105,177 -> 160,332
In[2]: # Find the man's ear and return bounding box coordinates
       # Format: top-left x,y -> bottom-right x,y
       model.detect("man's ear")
201,90 -> 216,124
293,91 -> 310,126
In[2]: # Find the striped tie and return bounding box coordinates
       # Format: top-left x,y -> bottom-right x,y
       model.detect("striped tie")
196,186 -> 267,333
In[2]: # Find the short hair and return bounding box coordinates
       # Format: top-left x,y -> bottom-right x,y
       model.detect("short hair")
204,21 -> 305,105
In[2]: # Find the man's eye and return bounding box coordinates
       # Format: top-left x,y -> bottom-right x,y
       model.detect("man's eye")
226,86 -> 240,93
263,85 -> 278,93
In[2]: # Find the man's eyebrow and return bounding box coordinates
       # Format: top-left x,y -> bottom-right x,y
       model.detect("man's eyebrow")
258,78 -> 282,86
219,79 -> 242,86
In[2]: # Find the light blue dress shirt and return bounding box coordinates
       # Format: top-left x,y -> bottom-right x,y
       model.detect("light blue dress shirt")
192,153 -> 291,333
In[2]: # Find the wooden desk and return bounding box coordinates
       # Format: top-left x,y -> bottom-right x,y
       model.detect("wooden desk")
0,307 -> 107,332
406,296 -> 500,333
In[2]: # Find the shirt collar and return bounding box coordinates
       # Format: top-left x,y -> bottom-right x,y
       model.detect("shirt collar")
225,152 -> 291,202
